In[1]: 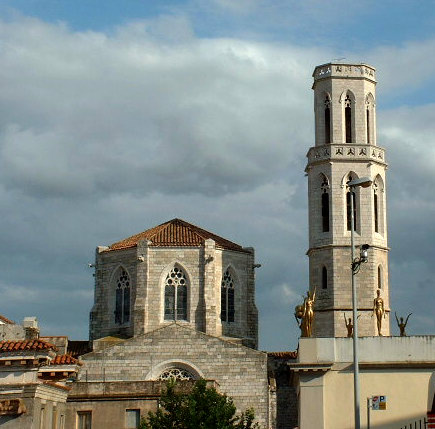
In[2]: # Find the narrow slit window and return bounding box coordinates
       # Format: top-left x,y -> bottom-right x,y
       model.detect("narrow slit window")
366,108 -> 370,144
322,192 -> 330,232
374,191 -> 379,233
345,95 -> 352,143
378,266 -> 383,289
322,266 -> 328,289
324,97 -> 331,144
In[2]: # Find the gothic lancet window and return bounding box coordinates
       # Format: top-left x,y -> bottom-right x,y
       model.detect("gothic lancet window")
374,187 -> 379,233
221,269 -> 235,323
324,96 -> 331,144
345,95 -> 352,143
321,175 -> 330,232
114,268 -> 130,324
164,266 -> 188,321
378,265 -> 383,289
366,108 -> 370,144
366,93 -> 375,145
373,175 -> 384,234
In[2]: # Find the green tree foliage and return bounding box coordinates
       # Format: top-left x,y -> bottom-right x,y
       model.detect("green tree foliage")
140,379 -> 260,429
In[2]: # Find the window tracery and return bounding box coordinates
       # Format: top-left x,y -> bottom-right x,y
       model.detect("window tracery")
159,368 -> 195,381
221,269 -> 235,323
164,266 -> 188,321
114,268 -> 130,325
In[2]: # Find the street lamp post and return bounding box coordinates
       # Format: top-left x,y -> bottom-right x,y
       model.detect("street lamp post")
348,176 -> 373,429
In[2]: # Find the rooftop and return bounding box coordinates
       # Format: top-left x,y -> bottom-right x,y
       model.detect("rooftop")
0,339 -> 57,352
107,218 -> 248,253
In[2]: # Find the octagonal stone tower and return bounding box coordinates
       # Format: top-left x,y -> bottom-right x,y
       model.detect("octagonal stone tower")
306,63 -> 390,337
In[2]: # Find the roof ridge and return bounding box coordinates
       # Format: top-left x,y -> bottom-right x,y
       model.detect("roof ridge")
0,338 -> 58,352
107,218 -> 248,253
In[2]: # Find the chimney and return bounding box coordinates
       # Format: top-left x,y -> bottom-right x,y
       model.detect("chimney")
23,317 -> 40,340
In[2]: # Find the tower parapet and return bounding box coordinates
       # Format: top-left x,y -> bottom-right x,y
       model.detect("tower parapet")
313,63 -> 376,84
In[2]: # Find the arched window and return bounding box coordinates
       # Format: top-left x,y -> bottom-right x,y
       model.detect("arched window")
345,95 -> 352,143
366,93 -> 375,145
114,267 -> 130,325
378,265 -> 383,289
374,188 -> 379,233
164,266 -> 188,321
322,266 -> 328,290
321,175 -> 330,232
324,96 -> 331,144
159,368 -> 195,381
221,269 -> 235,323
373,175 -> 384,234
366,108 -> 371,144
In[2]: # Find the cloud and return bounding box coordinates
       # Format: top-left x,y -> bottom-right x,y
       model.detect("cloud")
0,16 -> 318,200
0,13 -> 433,349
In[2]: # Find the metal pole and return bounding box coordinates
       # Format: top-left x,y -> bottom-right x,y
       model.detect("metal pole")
350,189 -> 361,429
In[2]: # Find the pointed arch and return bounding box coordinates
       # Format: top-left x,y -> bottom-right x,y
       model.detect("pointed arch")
377,265 -> 383,289
111,266 -> 131,325
221,265 -> 237,323
365,93 -> 376,145
344,172 -> 360,232
324,92 -> 332,144
162,263 -> 190,322
373,174 -> 385,234
320,173 -> 330,232
340,90 -> 356,143
146,359 -> 203,381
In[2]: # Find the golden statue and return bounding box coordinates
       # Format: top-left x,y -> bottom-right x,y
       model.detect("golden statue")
373,289 -> 386,336
395,312 -> 412,337
343,313 -> 360,338
294,289 -> 316,337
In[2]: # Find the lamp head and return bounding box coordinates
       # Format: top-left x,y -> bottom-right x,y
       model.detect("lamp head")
360,244 -> 370,262
347,177 -> 373,188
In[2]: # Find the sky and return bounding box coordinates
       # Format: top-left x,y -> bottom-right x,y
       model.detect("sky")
0,0 -> 434,351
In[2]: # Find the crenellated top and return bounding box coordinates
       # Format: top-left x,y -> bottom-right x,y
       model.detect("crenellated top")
312,63 -> 376,85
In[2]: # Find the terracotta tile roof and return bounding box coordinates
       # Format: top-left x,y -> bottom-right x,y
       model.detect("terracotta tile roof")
0,314 -> 14,324
0,339 -> 57,352
51,354 -> 79,365
268,351 -> 298,359
107,218 -> 248,253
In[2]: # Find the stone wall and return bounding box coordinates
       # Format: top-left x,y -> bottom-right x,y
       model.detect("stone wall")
78,324 -> 268,426
90,241 -> 258,347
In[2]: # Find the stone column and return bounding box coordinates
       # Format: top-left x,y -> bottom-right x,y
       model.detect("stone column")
203,239 -> 217,336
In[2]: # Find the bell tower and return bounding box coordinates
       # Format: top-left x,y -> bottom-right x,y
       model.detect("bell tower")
306,63 -> 390,337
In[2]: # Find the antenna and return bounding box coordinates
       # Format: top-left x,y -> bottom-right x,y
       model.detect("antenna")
331,57 -> 346,62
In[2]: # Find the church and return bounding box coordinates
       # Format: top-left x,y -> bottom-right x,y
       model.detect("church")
0,63 -> 434,429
